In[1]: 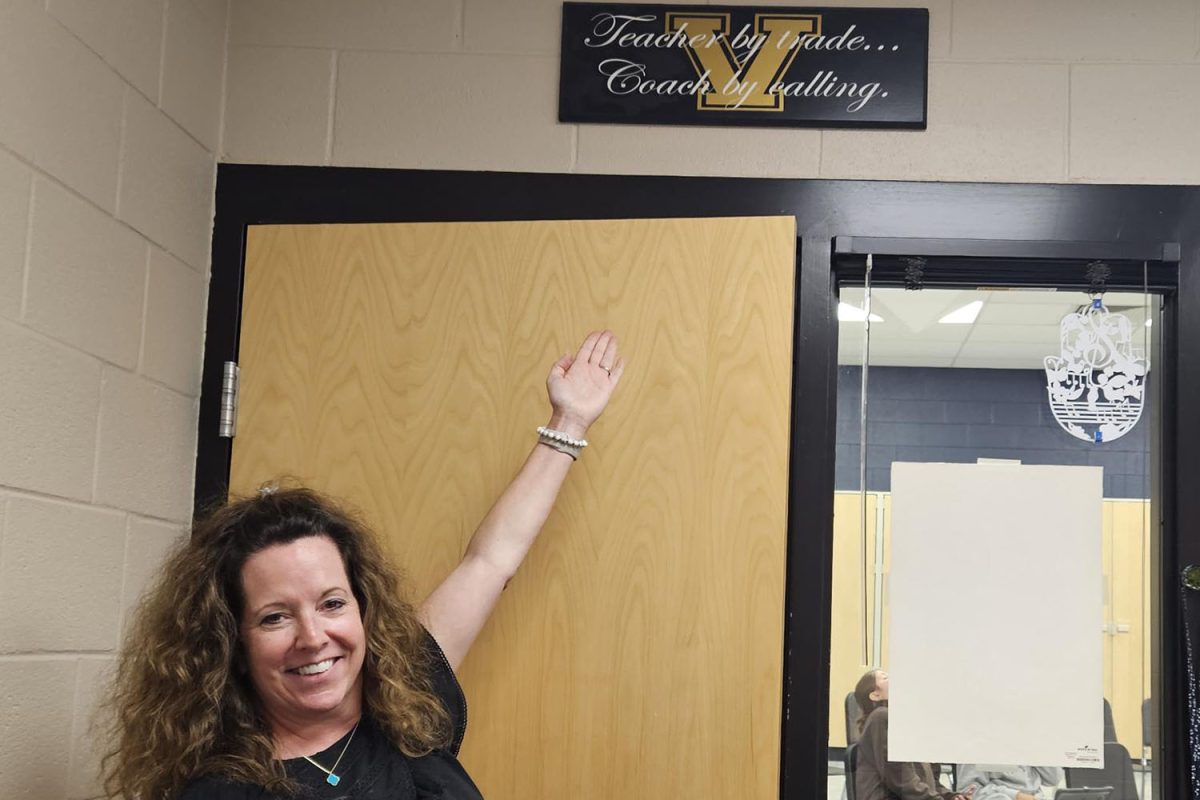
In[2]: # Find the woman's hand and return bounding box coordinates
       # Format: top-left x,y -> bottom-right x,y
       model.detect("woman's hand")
545,330 -> 625,438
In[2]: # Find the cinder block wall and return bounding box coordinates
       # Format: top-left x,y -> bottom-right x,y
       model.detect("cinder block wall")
0,1 -> 228,797
834,366 -> 1151,497
3,1 -> 1198,797
223,0 -> 1200,183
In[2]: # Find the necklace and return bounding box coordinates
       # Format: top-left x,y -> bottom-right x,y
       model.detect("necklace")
301,721 -> 359,787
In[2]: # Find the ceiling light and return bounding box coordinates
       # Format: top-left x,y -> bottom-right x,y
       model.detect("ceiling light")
838,302 -> 883,322
938,300 -> 983,324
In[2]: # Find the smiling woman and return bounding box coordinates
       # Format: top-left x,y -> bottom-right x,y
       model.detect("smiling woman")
99,331 -> 626,800
239,535 -> 368,754
100,487 -> 461,799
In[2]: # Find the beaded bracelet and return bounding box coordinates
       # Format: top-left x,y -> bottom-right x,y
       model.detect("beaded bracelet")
537,425 -> 588,460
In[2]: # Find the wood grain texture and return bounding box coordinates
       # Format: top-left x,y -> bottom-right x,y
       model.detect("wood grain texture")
828,491 -> 880,747
1107,500 -> 1152,756
232,216 -> 797,799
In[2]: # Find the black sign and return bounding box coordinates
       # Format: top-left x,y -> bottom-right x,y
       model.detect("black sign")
559,3 -> 928,129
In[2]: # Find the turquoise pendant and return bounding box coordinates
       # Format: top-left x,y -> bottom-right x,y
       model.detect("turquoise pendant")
326,774 -> 340,787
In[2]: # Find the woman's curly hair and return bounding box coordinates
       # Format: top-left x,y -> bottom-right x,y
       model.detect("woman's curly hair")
100,485 -> 451,799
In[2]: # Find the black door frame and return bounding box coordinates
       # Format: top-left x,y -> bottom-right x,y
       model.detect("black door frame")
197,165 -> 1200,799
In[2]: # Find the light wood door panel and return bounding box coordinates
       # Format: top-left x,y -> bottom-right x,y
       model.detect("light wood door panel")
1107,500 -> 1151,756
829,491 -> 881,747
231,216 -> 796,799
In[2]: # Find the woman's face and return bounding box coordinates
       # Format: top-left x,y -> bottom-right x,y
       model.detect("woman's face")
871,670 -> 890,702
240,535 -> 366,729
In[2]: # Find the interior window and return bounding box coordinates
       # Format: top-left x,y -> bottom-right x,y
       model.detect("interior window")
829,282 -> 1159,800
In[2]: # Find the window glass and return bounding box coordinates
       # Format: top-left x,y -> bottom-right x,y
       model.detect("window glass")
829,284 -> 1158,800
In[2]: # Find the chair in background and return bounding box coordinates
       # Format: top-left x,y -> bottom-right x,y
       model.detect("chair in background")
845,691 -> 863,745
1103,698 -> 1117,743
1054,789 -> 1114,800
844,741 -> 859,800
1141,697 -> 1151,753
1065,742 -> 1138,800
944,763 -> 957,792
1141,698 -> 1151,799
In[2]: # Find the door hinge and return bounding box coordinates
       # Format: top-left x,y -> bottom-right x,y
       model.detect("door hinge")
219,361 -> 240,438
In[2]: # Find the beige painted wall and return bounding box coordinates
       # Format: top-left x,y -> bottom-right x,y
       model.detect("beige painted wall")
223,0 -> 1200,183
2,1 -> 1199,798
0,0 -> 228,796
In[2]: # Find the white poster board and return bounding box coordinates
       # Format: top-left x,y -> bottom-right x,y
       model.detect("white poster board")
887,462 -> 1104,768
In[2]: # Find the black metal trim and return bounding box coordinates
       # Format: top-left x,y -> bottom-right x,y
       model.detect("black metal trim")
1154,285 -> 1176,798
835,257 -> 1177,291
834,235 -> 1181,262
781,234 -> 839,792
1163,189 -> 1200,800
194,176 -> 251,514
199,165 -> 1200,799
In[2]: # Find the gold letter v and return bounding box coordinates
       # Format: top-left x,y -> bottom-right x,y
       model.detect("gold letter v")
666,13 -> 820,111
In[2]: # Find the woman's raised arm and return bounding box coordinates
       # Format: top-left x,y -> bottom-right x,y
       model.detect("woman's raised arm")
419,330 -> 625,670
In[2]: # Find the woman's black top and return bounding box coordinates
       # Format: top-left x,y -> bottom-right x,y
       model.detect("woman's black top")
179,632 -> 484,799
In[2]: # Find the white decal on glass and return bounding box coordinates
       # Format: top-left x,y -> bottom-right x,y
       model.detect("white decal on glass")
1044,299 -> 1148,443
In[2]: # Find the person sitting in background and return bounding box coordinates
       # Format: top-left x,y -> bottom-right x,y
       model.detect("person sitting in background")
956,764 -> 1063,800
854,669 -> 973,800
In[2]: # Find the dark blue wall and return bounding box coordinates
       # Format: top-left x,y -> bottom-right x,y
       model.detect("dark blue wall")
835,366 -> 1151,498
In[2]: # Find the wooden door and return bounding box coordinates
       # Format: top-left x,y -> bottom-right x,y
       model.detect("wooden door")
1105,500 -> 1152,756
829,490 -> 882,747
230,216 -> 796,799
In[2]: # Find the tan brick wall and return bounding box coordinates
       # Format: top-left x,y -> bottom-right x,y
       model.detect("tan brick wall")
0,0 -> 226,796
224,0 -> 1200,184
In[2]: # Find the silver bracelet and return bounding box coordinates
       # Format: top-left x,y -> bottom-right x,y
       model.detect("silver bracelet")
537,426 -> 588,460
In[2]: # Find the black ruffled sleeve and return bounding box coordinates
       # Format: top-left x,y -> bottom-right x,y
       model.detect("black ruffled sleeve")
420,629 -> 468,756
